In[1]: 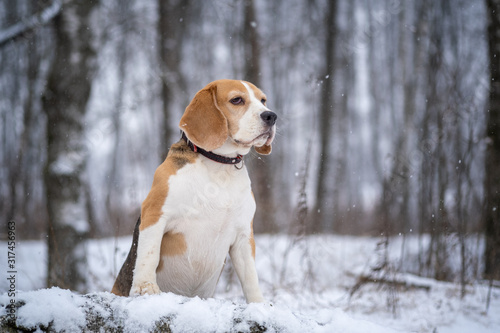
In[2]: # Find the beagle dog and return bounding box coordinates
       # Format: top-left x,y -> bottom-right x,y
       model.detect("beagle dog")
111,79 -> 276,303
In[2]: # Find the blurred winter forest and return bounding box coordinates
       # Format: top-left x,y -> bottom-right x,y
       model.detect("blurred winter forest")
1,0 -> 500,293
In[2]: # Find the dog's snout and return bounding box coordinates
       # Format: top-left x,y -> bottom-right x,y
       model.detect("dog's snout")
260,111 -> 277,127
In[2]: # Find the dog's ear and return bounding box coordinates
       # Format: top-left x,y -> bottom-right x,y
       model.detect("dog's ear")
254,144 -> 272,155
179,84 -> 228,151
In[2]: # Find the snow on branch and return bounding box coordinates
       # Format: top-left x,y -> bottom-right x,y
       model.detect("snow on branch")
0,0 -> 62,48
0,288 -> 398,333
0,289 -> 269,332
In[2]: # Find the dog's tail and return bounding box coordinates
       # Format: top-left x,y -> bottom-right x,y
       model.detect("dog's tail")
110,216 -> 141,296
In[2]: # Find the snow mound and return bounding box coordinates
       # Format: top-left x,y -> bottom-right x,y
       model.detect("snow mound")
0,288 -> 399,333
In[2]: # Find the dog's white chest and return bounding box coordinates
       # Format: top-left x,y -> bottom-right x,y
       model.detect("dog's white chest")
156,159 -> 255,297
166,159 -> 254,224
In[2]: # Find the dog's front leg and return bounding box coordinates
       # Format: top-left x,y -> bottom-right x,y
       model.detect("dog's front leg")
130,219 -> 166,296
230,234 -> 265,303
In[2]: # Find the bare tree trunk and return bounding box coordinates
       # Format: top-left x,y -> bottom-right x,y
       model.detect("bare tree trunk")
484,0 -> 500,281
432,4 -> 450,279
42,0 -> 99,292
331,0 -> 355,234
313,0 -> 337,233
5,0 -> 21,228
418,0 -> 456,281
425,3 -> 443,280
413,0 -> 429,276
243,0 -> 277,233
455,109 -> 466,297
377,2 -> 417,237
158,0 -> 190,157
105,0 -> 132,236
1,1 -> 53,239
15,26 -> 39,235
435,100 -> 450,281
243,0 -> 261,84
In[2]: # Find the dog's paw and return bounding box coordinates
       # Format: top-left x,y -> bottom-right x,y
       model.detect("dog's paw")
130,281 -> 161,296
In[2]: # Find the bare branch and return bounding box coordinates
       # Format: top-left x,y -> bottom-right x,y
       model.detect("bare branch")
0,0 -> 62,48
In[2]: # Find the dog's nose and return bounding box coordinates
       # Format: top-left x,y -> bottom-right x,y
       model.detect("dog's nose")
260,111 -> 277,126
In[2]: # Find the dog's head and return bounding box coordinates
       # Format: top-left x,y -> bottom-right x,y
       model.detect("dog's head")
179,79 -> 277,156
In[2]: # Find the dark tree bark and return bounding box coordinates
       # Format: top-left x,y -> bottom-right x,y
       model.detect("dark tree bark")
243,0 -> 261,85
42,0 -> 99,292
313,0 -> 337,233
484,0 -> 500,280
1,1 -> 53,239
377,2 -> 419,237
14,24 -> 40,234
242,0 -> 277,233
158,0 -> 190,156
421,0 -> 453,281
105,0 -> 131,235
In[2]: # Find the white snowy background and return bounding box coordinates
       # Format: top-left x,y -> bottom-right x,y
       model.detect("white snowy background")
1,0 -> 499,332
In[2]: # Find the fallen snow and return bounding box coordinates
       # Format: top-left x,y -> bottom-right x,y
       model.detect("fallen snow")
1,235 -> 499,332
0,288 -> 402,332
0,287 -> 404,333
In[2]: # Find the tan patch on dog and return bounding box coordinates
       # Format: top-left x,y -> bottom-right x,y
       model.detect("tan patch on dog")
179,83 -> 228,152
179,79 -> 268,151
156,232 -> 187,272
218,80 -> 271,155
254,144 -> 272,155
216,80 -> 268,139
213,80 -> 247,136
160,232 -> 187,256
140,139 -> 197,231
242,81 -> 268,106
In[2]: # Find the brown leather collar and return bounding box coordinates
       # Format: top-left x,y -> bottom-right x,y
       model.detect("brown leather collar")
181,132 -> 243,165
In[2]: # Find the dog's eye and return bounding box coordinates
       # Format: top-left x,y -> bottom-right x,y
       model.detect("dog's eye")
261,98 -> 266,105
230,97 -> 243,105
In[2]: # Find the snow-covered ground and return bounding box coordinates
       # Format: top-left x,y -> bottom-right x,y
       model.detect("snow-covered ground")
1,235 -> 499,332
